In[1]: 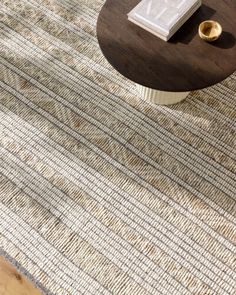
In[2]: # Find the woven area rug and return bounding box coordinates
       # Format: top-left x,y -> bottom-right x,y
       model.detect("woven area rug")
0,0 -> 236,294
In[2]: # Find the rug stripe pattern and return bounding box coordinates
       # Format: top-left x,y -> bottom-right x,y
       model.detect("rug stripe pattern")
0,0 -> 235,294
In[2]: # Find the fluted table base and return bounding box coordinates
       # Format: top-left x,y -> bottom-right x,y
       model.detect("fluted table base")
136,84 -> 190,105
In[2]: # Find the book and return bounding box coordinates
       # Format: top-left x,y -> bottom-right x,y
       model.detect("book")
128,0 -> 202,41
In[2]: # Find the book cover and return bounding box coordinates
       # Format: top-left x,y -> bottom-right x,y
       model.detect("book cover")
128,0 -> 202,41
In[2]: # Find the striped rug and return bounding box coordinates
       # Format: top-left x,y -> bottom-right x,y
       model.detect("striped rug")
0,0 -> 236,294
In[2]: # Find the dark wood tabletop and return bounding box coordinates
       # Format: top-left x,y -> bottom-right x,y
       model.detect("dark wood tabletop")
97,0 -> 236,92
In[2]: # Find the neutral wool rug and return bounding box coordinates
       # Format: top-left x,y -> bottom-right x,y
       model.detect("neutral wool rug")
0,0 -> 236,294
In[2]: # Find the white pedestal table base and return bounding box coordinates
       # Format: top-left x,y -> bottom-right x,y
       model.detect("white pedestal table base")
136,84 -> 190,105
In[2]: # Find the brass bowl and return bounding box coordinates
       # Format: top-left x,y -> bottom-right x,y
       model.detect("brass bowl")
198,20 -> 222,42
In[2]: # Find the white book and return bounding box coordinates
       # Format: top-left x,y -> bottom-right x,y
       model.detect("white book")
128,0 -> 202,41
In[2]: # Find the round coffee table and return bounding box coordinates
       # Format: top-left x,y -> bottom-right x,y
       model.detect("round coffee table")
97,0 -> 236,105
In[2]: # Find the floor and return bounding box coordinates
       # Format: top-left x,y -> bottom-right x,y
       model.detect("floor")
0,257 -> 41,295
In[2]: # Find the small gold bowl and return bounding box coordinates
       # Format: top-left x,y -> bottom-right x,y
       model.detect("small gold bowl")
199,20 -> 222,42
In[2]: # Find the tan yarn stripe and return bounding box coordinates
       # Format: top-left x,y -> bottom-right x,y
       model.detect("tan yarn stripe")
26,0 -> 97,42
43,0 -> 98,24
203,81 -> 236,107
190,85 -> 236,121
189,97 -> 236,128
153,104 -> 236,162
59,0 -> 98,21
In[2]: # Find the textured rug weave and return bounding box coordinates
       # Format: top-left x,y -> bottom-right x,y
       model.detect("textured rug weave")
0,0 -> 236,294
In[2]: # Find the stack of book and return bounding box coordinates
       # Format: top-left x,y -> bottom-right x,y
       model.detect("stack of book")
128,0 -> 202,41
